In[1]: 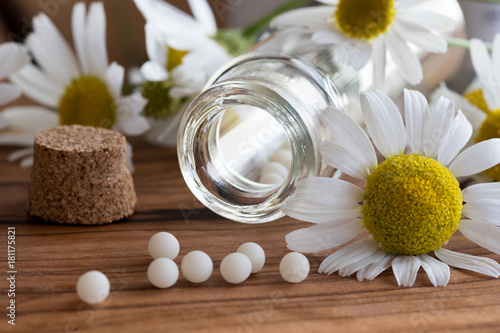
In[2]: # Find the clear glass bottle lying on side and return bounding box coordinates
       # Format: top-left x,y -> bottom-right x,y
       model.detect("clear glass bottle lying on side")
177,29 -> 359,223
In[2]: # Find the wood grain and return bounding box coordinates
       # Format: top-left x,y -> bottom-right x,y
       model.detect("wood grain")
1,138 -> 500,333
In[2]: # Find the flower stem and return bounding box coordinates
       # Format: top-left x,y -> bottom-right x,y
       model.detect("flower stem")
445,36 -> 493,51
242,0 -> 314,38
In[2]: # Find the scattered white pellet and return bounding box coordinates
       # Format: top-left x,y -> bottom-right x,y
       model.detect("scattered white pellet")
280,252 -> 309,283
269,148 -> 292,169
148,232 -> 180,260
181,251 -> 213,283
220,252 -> 252,284
237,242 -> 265,273
147,258 -> 179,289
260,172 -> 284,185
76,271 -> 110,304
262,162 -> 289,179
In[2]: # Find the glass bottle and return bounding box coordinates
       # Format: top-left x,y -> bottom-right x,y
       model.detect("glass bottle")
177,29 -> 359,223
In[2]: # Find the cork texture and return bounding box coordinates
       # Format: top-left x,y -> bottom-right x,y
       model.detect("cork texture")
27,125 -> 136,225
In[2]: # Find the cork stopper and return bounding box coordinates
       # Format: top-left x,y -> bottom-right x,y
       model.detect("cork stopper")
27,125 -> 136,225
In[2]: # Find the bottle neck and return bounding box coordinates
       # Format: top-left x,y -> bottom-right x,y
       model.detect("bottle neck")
178,32 -> 358,223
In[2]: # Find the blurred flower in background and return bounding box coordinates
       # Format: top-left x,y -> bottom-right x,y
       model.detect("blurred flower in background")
133,0 -> 255,147
0,2 -> 149,168
432,34 -> 500,182
271,0 -> 455,89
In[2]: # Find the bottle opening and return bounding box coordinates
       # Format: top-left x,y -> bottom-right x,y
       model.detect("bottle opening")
218,105 -> 291,188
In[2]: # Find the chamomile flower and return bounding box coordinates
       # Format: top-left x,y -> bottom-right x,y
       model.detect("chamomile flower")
2,2 -> 148,167
271,0 -> 455,88
134,0 -> 234,145
283,89 -> 500,287
433,35 -> 500,181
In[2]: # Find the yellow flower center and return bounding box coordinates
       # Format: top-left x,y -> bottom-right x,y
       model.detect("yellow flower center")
464,89 -> 500,181
464,89 -> 490,113
141,79 -> 185,118
166,47 -> 189,72
59,76 -> 116,129
335,0 -> 396,40
362,154 -> 462,255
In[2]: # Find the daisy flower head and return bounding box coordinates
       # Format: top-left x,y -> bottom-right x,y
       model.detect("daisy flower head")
2,2 -> 148,167
271,0 -> 455,89
134,0 -> 234,107
283,88 -> 500,287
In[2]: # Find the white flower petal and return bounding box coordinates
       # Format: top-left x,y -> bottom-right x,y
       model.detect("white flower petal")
72,2 -> 89,74
463,200 -> 500,226
322,140 -> 369,179
319,238 -> 378,274
105,62 -> 124,100
0,106 -> 58,146
392,255 -> 421,287
462,182 -> 500,203
312,30 -> 345,45
286,219 -> 364,253
140,60 -> 168,82
459,220 -> 500,255
320,107 -> 377,170
282,194 -> 361,224
470,38 -> 500,110
417,254 -> 450,287
384,30 -> 423,85
404,88 -> 429,154
393,21 -> 447,53
28,13 -> 79,84
435,247 -> 500,278
422,95 -> 454,158
187,0 -> 217,36
85,2 -> 109,76
271,7 -> 334,31
9,65 -> 62,107
316,0 -> 338,4
448,139 -> 500,177
431,82 -> 486,134
436,111 -> 473,166
399,0 -> 434,9
0,84 -> 22,106
336,40 -> 372,71
371,38 -> 386,90
339,249 -> 387,277
144,24 -> 167,65
19,156 -> 34,168
492,34 -> 500,85
360,90 -> 406,158
397,9 -> 455,32
115,92 -> 150,136
7,147 -> 34,162
357,253 -> 395,281
0,43 -> 30,80
293,177 -> 364,206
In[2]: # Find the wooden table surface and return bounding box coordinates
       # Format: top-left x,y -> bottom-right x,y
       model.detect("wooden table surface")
1,138 -> 500,333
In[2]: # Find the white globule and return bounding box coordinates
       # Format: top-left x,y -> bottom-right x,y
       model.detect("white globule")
181,251 -> 213,283
147,258 -> 179,289
270,148 -> 292,168
148,232 -> 180,259
76,271 -> 110,304
280,252 -> 310,283
220,252 -> 252,284
237,242 -> 265,273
